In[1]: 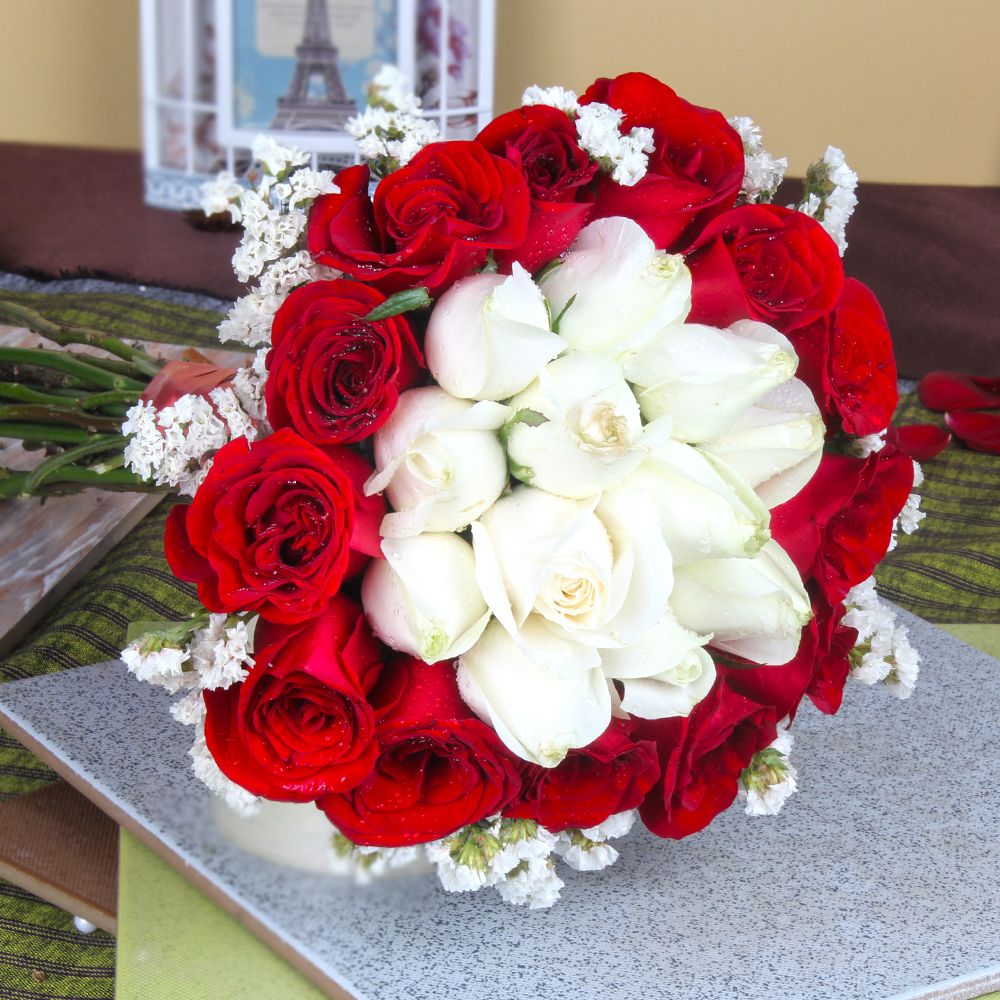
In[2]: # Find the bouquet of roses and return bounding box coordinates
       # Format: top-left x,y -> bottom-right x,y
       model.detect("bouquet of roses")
119,68 -> 924,908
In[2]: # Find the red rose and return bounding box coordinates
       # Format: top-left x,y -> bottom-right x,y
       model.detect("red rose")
307,143 -> 530,297
203,595 -> 385,800
320,659 -> 521,846
164,429 -> 385,624
685,204 -> 845,332
771,449 -> 914,604
789,278 -> 898,437
580,72 -> 744,251
503,719 -> 660,832
265,280 -> 424,446
476,105 -> 597,272
637,679 -> 777,839
722,590 -> 859,719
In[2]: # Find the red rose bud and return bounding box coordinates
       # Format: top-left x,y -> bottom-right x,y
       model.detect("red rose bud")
477,104 -> 597,272
580,72 -> 744,251
319,658 -> 522,847
918,371 -> 1000,412
141,359 -> 238,410
203,596 -> 386,800
504,718 -> 660,833
685,204 -> 845,333
788,279 -> 898,437
164,428 -> 384,624
885,424 -> 952,461
636,680 -> 777,840
771,449 -> 914,605
945,410 -> 1000,454
308,143 -> 530,297
265,280 -> 424,446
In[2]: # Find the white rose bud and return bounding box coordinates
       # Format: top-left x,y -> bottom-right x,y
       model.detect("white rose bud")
472,484 -> 674,653
366,387 -> 509,537
361,533 -> 490,664
622,320 -> 798,443
425,263 -> 565,401
699,378 -> 824,508
669,539 -> 812,666
623,441 -> 770,564
538,216 -> 691,358
457,618 -> 610,767
503,352 -> 672,497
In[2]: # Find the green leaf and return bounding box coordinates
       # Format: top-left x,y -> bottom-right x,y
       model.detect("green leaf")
480,252 -> 498,274
551,293 -> 577,334
363,287 -> 432,322
533,258 -> 564,283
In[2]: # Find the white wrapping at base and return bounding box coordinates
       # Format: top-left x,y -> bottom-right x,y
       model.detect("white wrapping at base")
211,798 -> 433,877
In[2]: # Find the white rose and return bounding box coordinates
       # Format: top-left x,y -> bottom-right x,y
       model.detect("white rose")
622,320 -> 798,443
600,612 -> 716,719
361,533 -> 490,663
457,618 -> 610,767
503,353 -> 672,497
623,440 -> 770,564
699,378 -> 824,508
366,387 -> 508,537
538,217 -> 691,358
669,539 -> 812,666
425,263 -> 565,401
472,485 -> 673,652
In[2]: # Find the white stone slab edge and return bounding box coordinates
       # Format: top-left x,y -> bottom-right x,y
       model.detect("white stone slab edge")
888,964 -> 1000,1000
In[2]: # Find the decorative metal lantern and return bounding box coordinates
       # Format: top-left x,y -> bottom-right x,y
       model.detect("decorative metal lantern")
140,0 -> 497,210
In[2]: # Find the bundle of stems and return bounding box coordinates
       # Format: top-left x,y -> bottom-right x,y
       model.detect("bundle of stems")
0,299 -> 169,500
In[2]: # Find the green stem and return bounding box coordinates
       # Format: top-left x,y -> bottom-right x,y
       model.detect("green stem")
0,404 -> 123,433
0,465 -> 166,500
64,354 -> 141,378
0,382 -> 73,406
21,434 -> 126,494
90,453 -> 125,473
0,422 -> 93,445
0,299 -> 163,377
77,389 -> 142,410
0,347 -> 146,392
0,383 -> 141,411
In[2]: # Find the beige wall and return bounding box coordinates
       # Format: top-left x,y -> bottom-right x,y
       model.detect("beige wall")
1,0 -> 998,184
0,0 -> 140,150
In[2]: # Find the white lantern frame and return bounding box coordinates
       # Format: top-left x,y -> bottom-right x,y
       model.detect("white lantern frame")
139,0 -> 497,210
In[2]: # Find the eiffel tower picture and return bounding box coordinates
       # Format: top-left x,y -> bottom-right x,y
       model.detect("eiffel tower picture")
270,0 -> 358,131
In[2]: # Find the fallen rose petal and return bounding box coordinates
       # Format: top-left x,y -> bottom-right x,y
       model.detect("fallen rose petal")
884,424 -> 952,461
917,371 -> 1000,412
944,411 -> 1000,454
141,360 -> 238,409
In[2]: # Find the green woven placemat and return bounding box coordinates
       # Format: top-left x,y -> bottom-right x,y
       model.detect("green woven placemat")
876,393 -> 1000,623
0,286 -> 998,995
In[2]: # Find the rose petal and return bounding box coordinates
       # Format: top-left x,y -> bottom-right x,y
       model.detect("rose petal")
884,424 -> 952,461
944,411 -> 1000,454
918,371 -> 1000,412
142,360 -> 238,409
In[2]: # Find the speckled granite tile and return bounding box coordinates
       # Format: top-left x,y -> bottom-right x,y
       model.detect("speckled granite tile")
0,607 -> 998,1000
